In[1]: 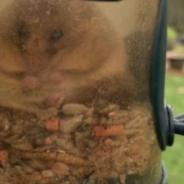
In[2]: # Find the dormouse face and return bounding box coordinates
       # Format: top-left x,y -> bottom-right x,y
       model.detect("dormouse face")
0,0 -> 129,110
0,0 -> 122,79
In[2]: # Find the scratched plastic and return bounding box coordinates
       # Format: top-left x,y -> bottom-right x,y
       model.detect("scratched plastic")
0,0 -> 162,184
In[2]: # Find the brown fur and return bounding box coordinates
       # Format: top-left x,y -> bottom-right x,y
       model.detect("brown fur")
0,0 -> 133,115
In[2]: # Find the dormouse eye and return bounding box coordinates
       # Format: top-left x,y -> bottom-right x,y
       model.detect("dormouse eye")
13,21 -> 30,51
16,22 -> 30,41
49,29 -> 63,42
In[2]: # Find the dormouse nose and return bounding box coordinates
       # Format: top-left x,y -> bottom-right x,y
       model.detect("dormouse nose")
32,38 -> 40,47
26,35 -> 46,53
28,38 -> 41,49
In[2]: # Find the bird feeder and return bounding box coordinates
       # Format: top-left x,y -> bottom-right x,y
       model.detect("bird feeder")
0,0 -> 183,184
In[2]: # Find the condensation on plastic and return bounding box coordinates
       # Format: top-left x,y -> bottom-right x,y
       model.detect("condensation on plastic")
0,0 -> 162,184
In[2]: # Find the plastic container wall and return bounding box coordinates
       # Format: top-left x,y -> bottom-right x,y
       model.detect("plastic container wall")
0,0 -> 162,184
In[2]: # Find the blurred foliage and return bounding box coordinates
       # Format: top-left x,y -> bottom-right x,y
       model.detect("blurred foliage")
163,73 -> 184,184
168,0 -> 184,33
168,27 -> 178,41
167,26 -> 184,52
164,73 -> 184,114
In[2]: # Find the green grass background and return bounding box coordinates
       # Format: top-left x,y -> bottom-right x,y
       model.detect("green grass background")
163,73 -> 184,184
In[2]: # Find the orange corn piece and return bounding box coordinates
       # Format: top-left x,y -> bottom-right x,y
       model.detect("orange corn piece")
93,124 -> 124,137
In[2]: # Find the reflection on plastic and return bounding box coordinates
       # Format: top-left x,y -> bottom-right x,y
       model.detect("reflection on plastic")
0,0 -> 161,184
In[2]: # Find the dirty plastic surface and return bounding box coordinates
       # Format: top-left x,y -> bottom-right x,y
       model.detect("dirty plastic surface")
0,0 -> 162,184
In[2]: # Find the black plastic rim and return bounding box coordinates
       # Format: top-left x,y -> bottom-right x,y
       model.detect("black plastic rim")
151,0 -> 168,150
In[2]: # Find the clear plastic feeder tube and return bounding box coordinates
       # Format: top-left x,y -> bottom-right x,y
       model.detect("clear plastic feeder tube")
0,0 -> 162,184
